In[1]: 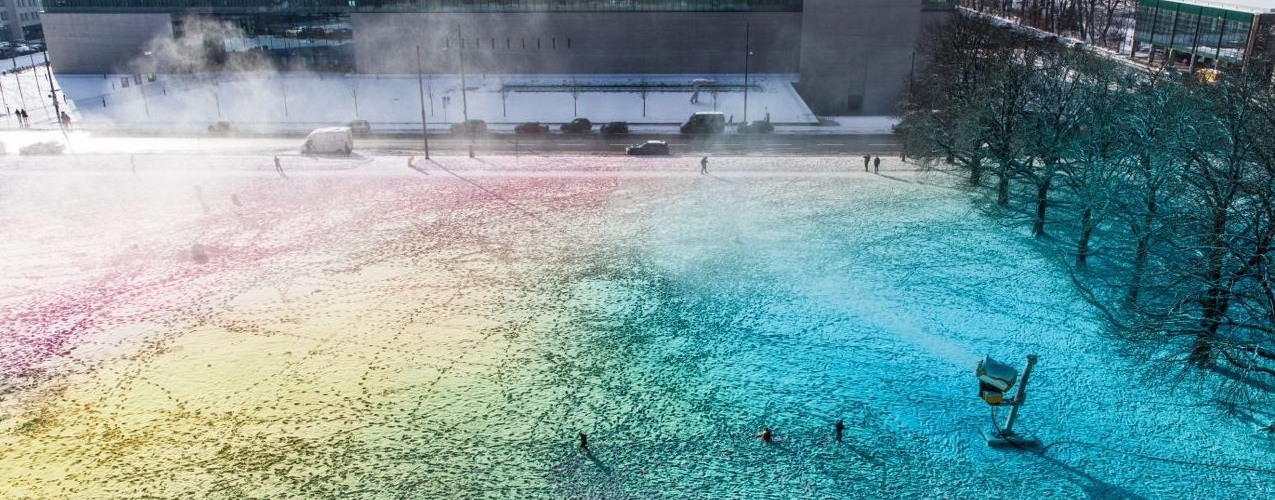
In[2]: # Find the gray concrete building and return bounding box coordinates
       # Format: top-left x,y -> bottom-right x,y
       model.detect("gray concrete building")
41,0 -> 954,115
2,0 -> 44,41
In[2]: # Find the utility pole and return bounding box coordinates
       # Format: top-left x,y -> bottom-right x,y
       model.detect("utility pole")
457,24 -> 469,122
742,22 -> 751,125
44,53 -> 62,129
13,58 -> 27,111
280,76 -> 290,117
416,45 -> 431,159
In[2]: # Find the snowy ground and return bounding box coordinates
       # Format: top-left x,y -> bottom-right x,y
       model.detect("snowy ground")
55,73 -> 819,134
0,154 -> 1272,499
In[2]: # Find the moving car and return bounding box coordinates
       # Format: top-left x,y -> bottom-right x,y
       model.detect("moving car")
737,119 -> 774,135
601,122 -> 630,135
348,119 -> 371,136
450,119 -> 488,135
207,121 -> 234,134
560,118 -> 592,134
301,127 -> 354,156
514,122 -> 549,134
20,140 -> 66,156
680,112 -> 726,135
626,140 -> 669,156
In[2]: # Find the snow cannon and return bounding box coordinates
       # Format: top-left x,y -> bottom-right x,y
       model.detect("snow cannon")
975,356 -> 1018,405
976,354 -> 1041,449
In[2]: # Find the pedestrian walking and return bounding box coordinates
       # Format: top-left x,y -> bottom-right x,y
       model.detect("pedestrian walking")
863,154 -> 870,172
899,149 -> 906,162
20,109 -> 29,127
578,432 -> 589,451
758,426 -> 773,443
873,156 -> 881,173
60,111 -> 72,131
834,419 -> 845,443
274,155 -> 288,179
700,156 -> 709,175
130,154 -> 137,175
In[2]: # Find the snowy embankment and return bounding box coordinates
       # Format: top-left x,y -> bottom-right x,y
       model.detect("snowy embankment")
0,155 -> 1270,499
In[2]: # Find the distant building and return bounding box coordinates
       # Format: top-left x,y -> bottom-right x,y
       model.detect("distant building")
960,0 -> 1275,79
42,0 -> 955,115
2,0 -> 44,41
1131,0 -> 1275,75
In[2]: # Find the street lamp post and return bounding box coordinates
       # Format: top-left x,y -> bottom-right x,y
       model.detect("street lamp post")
456,25 -> 469,122
416,44 -> 431,159
742,22 -> 751,125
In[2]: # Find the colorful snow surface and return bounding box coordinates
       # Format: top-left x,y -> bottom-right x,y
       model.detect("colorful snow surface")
0,155 -> 1271,499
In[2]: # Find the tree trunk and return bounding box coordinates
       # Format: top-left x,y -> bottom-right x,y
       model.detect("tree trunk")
996,171 -> 1009,206
1125,204 -> 1156,306
1076,207 -> 1093,267
1032,175 -> 1052,238
1192,207 -> 1232,366
969,157 -> 983,186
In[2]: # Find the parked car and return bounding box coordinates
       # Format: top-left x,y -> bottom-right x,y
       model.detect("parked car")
514,122 -> 549,134
626,140 -> 670,156
680,112 -> 726,135
207,121 -> 234,134
20,140 -> 66,156
560,118 -> 593,134
348,119 -> 371,136
450,119 -> 488,135
737,120 -> 774,135
601,122 -> 630,135
301,127 -> 354,156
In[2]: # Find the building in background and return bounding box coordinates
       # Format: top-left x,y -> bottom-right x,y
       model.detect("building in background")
959,0 -> 1275,79
41,0 -> 956,115
2,0 -> 44,41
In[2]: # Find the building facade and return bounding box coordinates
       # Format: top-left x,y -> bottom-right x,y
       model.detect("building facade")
42,0 -> 955,114
2,0 -> 44,41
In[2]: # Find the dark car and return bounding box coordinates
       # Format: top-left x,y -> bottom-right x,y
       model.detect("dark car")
680,112 -> 726,135
450,119 -> 488,135
514,122 -> 549,134
207,121 -> 234,134
560,118 -> 593,134
626,140 -> 670,156
601,122 -> 630,135
737,120 -> 774,135
349,119 -> 371,136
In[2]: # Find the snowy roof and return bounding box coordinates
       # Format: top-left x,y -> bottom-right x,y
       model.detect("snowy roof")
1166,0 -> 1275,14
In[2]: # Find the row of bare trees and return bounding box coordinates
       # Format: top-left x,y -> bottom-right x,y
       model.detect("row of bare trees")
899,15 -> 1275,409
959,0 -> 1135,50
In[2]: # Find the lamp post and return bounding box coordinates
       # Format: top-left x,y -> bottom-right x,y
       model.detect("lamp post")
416,44 -> 431,159
742,22 -> 751,125
456,24 -> 469,122
43,52 -> 63,129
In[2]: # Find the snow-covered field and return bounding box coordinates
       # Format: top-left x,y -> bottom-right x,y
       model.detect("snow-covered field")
56,73 -> 818,133
0,154 -> 1271,499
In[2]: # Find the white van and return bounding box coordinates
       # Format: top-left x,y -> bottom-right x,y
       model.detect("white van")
301,127 -> 353,156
